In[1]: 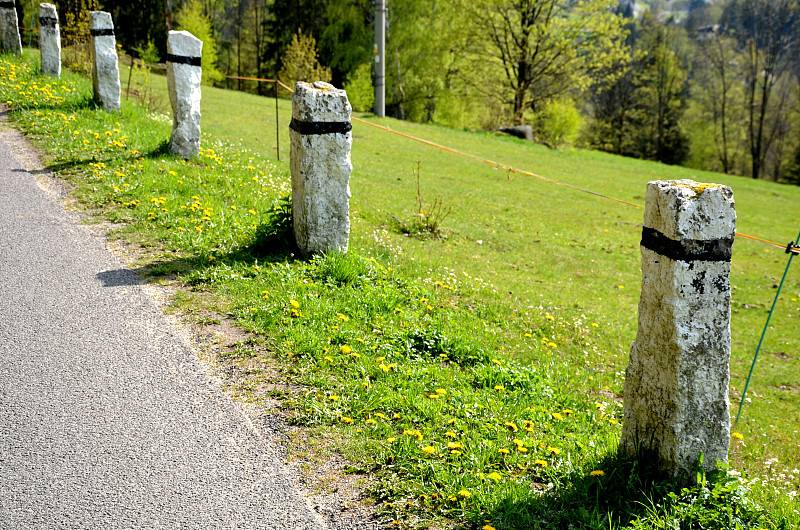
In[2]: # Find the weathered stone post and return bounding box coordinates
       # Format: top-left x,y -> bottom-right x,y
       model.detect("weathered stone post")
39,3 -> 60,77
620,180 -> 736,478
89,11 -> 120,112
290,81 -> 352,256
166,30 -> 202,159
0,0 -> 22,54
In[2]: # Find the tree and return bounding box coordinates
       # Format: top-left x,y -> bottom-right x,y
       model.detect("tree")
278,29 -> 331,91
587,11 -> 689,165
691,30 -> 747,175
632,14 -> 690,165
175,0 -> 223,83
264,0 -> 330,77
319,0 -> 372,87
732,0 -> 800,180
459,0 -> 630,124
97,0 -> 167,55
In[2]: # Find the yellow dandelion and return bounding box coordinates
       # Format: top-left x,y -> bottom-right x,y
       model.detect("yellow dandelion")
422,446 -> 436,455
732,432 -> 744,440
340,345 -> 352,354
458,490 -> 471,498
445,431 -> 457,438
324,356 -> 334,362
498,448 -> 510,454
547,447 -> 561,455
535,459 -> 548,467
552,412 -> 563,421
590,470 -> 605,477
494,385 -> 505,391
341,417 -> 354,424
436,388 -> 447,395
290,299 -> 300,309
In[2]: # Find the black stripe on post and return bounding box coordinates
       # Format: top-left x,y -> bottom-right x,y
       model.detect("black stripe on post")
289,118 -> 352,135
167,54 -> 201,67
90,28 -> 115,37
0,2 -> 15,8
641,226 -> 733,262
39,16 -> 58,27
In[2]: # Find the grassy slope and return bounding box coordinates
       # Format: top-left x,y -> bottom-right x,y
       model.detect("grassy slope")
3,52 -> 798,527
145,73 -> 800,470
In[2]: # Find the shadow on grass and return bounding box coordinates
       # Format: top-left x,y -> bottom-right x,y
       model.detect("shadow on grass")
100,197 -> 297,291
471,450 -> 681,529
474,447 -> 775,530
144,139 -> 172,159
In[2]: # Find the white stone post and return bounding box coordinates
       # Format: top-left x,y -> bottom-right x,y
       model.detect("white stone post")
166,30 -> 202,159
0,0 -> 22,54
620,180 -> 736,478
90,11 -> 120,112
39,4 -> 60,77
290,81 -> 352,256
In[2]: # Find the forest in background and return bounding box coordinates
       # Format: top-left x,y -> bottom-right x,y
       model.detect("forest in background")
15,0 -> 800,184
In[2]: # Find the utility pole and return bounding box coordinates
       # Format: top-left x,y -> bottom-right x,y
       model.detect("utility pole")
373,0 -> 386,117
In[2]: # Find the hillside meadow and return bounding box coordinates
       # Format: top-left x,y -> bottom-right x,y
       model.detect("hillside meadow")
2,50 -> 799,528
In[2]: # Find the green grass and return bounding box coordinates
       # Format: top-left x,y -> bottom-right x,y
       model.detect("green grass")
2,49 -> 799,529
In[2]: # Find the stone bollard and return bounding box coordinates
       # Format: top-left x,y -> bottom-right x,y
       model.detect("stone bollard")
39,3 -> 61,77
166,30 -> 202,159
90,11 -> 121,112
0,0 -> 22,54
620,179 -> 736,478
290,81 -> 352,256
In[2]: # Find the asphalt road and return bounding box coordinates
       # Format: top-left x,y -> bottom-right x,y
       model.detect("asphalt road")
0,132 -> 324,528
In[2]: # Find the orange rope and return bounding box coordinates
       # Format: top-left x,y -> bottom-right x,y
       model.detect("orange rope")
348,116 -> 798,252
351,116 -> 644,209
223,75 -> 277,83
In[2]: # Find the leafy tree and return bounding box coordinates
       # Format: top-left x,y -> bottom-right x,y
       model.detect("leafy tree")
382,0 -> 490,128
631,13 -> 690,165
731,0 -> 800,180
264,0 -> 330,77
278,29 -> 331,91
175,0 -> 223,83
588,12 -> 690,165
319,0 -> 372,87
343,62 -> 373,112
98,0 -> 167,55
690,31 -> 747,175
459,0 -> 630,124
535,97 -> 582,149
